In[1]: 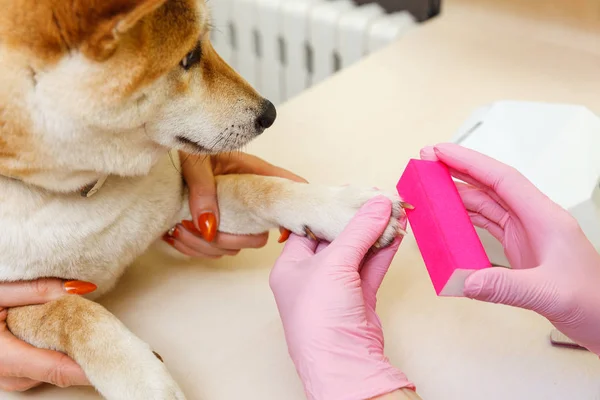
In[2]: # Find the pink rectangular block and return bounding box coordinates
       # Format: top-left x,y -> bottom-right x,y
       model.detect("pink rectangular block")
396,159 -> 491,297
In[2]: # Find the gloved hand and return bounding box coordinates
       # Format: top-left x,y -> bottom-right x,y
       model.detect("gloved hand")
270,197 -> 415,400
421,143 -> 600,355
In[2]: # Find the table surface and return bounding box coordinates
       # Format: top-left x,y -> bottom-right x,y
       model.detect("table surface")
5,1 -> 600,399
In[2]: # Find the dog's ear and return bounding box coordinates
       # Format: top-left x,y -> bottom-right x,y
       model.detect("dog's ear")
78,0 -> 168,60
0,0 -> 169,62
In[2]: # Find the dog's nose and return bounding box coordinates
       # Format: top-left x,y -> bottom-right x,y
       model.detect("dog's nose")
256,100 -> 277,131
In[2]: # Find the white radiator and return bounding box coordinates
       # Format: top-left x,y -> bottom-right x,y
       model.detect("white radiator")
209,0 -> 417,105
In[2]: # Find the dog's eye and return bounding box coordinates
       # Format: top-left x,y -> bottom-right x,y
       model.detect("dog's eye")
180,42 -> 202,70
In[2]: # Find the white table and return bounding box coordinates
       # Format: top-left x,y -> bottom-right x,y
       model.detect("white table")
5,1 -> 600,399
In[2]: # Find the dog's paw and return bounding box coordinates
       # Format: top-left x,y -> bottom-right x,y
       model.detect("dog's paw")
282,185 -> 408,249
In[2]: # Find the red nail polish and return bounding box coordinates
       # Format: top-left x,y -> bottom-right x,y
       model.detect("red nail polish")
64,280 -> 97,295
278,228 -> 291,243
181,220 -> 201,235
162,234 -> 176,246
197,213 -> 217,242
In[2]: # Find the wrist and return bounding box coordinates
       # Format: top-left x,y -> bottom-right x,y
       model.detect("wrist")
371,388 -> 421,400
294,352 -> 414,400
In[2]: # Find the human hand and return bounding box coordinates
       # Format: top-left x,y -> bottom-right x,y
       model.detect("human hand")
421,143 -> 600,355
0,279 -> 94,392
270,197 -> 415,400
163,152 -> 306,258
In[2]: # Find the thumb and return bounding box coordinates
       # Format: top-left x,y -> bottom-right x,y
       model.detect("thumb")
270,234 -> 319,290
275,234 -> 319,264
4,334 -> 90,387
463,267 -> 548,311
182,153 -> 219,242
331,196 -> 393,268
360,236 -> 402,295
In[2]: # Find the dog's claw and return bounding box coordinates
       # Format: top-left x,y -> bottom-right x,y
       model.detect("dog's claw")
400,201 -> 414,210
304,227 -> 318,241
152,351 -> 164,363
397,227 -> 408,236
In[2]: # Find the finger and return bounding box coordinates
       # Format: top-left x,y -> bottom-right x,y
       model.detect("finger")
276,234 -> 319,263
162,235 -> 225,259
2,334 -> 90,387
331,196 -> 393,268
316,241 -> 329,254
360,236 -> 402,293
214,152 -> 307,183
176,223 -> 269,250
433,143 -> 562,229
269,234 -> 319,292
0,279 -> 97,308
463,267 -> 551,312
182,153 -> 219,242
456,182 -> 509,227
213,232 -> 270,250
422,146 -> 510,212
0,376 -> 41,392
419,145 -> 438,161
448,167 -> 510,210
468,212 -> 504,242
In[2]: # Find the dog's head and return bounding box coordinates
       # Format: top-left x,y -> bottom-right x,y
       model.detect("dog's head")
0,0 -> 276,191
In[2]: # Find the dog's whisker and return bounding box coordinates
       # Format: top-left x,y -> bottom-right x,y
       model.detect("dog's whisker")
167,151 -> 183,174
180,152 -> 194,169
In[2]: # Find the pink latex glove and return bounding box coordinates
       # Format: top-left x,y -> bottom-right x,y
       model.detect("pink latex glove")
421,143 -> 600,355
270,197 -> 415,400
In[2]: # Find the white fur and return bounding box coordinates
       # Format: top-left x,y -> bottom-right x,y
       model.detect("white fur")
0,3 -> 403,398
1,150 -> 402,400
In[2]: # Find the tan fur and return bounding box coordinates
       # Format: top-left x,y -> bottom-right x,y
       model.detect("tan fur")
0,0 -> 263,187
0,0 -> 178,62
8,296 -> 107,356
225,174 -> 285,209
0,105 -> 36,177
0,1 -> 403,398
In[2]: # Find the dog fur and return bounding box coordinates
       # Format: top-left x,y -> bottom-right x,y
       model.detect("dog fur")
0,1 -> 403,398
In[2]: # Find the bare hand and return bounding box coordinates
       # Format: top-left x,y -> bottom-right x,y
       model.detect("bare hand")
0,279 -> 94,392
163,152 -> 306,258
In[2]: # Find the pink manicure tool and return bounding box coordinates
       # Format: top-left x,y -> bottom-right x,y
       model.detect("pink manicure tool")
397,159 -> 491,297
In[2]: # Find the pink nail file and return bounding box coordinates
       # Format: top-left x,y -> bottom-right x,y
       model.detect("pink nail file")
396,159 -> 491,297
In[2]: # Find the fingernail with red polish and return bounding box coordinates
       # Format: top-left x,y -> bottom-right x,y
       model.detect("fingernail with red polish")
197,212 -> 217,242
278,228 -> 291,243
162,234 -> 176,247
64,280 -> 97,295
181,220 -> 201,235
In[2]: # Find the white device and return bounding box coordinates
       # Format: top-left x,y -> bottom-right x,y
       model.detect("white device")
451,100 -> 600,267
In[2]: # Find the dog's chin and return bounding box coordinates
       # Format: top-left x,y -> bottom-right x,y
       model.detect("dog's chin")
175,136 -> 213,153
174,134 -> 258,155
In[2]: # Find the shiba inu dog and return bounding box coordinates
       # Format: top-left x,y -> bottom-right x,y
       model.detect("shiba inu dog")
0,0 -> 405,398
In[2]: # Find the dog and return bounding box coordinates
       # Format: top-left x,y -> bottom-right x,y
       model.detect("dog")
0,0 -> 406,398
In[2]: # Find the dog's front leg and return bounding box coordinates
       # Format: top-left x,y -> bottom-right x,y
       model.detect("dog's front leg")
7,296 -> 185,400
214,174 -> 405,248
